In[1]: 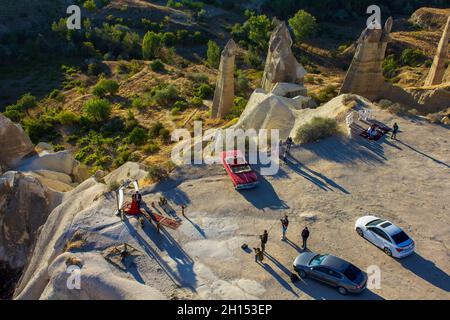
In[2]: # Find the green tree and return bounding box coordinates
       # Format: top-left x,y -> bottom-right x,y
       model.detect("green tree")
142,31 -> 162,59
83,0 -> 97,13
84,98 -> 112,122
207,40 -> 220,68
128,127 -> 148,146
92,79 -> 119,97
289,10 -> 318,43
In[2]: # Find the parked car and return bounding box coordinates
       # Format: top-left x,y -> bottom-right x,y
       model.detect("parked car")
355,216 -> 415,258
293,252 -> 367,295
220,150 -> 258,190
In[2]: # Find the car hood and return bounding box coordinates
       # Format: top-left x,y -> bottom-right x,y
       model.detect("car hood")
293,252 -> 317,267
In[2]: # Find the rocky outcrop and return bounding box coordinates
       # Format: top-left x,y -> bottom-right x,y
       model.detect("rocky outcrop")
340,17 -> 393,100
409,7 -> 450,29
408,84 -> 450,113
424,16 -> 450,86
0,114 -> 35,169
211,39 -> 237,119
17,150 -> 89,183
13,163 -> 168,300
261,20 -> 306,93
0,171 -> 62,270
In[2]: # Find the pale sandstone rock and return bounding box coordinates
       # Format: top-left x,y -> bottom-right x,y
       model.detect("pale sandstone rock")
0,114 -> 35,169
0,171 -> 62,269
340,17 -> 393,100
261,20 -> 306,93
211,39 -> 237,118
424,16 -> 450,86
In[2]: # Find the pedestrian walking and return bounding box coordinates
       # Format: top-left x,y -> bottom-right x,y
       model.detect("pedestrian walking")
301,226 -> 310,250
253,247 -> 264,263
280,215 -> 289,240
391,122 -> 399,140
260,230 -> 268,253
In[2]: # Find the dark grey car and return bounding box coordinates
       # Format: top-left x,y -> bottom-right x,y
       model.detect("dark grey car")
293,252 -> 367,295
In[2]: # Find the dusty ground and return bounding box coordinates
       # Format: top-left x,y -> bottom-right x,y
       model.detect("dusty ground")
133,105 -> 450,300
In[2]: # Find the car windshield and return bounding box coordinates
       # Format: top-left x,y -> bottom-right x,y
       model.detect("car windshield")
309,254 -> 327,266
231,164 -> 252,174
366,218 -> 385,227
343,264 -> 361,282
391,230 -> 410,245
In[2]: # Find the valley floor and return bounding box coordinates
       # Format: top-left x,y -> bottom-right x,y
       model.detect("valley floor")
131,107 -> 450,300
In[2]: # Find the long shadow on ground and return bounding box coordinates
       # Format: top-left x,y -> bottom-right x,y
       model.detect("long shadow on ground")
399,253 -> 450,292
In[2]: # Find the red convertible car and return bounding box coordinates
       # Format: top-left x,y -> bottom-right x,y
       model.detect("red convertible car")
220,150 -> 259,190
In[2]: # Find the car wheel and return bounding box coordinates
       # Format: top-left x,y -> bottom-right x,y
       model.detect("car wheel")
356,227 -> 364,237
298,269 -> 307,278
338,287 -> 348,295
384,247 -> 392,257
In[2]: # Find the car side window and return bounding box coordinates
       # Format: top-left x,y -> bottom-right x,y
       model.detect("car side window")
328,269 -> 343,279
368,227 -> 391,242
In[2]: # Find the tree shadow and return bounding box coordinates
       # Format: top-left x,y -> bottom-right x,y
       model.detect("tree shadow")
399,252 -> 450,292
299,136 -> 386,166
237,175 -> 289,210
397,140 -> 450,169
285,156 -> 350,194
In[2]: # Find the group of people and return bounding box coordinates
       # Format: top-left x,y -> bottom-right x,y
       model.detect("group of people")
253,217 -> 310,263
367,122 -> 399,140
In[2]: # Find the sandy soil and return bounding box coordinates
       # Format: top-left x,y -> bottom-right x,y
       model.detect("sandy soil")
135,105 -> 450,300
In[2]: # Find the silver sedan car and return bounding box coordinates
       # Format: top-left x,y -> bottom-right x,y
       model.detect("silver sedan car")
293,252 -> 368,295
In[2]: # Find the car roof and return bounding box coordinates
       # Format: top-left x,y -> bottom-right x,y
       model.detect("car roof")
375,220 -> 402,236
321,255 -> 351,272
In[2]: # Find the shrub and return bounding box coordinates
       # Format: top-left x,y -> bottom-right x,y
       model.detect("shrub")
114,150 -> 132,167
224,96 -> 247,120
207,40 -> 220,68
148,121 -> 164,138
171,106 -> 181,115
132,97 -> 144,110
3,104 -> 25,122
383,54 -> 399,78
108,180 -> 120,192
92,79 -> 119,97
147,165 -> 168,182
128,127 -> 148,146
142,31 -> 162,59
83,98 -> 112,122
296,117 -> 338,143
244,46 -> 262,68
49,89 -> 63,101
289,10 -> 318,43
400,48 -> 426,67
149,59 -> 165,72
57,110 -> 79,125
152,84 -> 179,106
312,85 -> 338,104
195,83 -> 214,99
16,93 -> 37,111
143,142 -> 160,154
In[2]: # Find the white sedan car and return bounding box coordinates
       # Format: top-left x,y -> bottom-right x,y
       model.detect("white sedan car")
355,216 -> 415,258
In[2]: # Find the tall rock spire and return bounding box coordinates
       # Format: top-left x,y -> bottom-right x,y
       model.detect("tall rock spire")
339,17 -> 393,100
211,39 -> 237,119
424,16 -> 450,86
261,20 -> 306,93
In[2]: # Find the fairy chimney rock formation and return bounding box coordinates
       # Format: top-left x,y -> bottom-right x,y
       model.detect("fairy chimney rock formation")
211,39 -> 237,119
261,20 -> 307,93
425,16 -> 450,86
339,17 -> 393,100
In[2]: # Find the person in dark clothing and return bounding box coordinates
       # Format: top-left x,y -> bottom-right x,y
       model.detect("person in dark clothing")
260,230 -> 268,253
301,227 -> 310,249
253,247 -> 264,263
135,191 -> 142,209
280,215 -> 289,240
391,123 -> 399,140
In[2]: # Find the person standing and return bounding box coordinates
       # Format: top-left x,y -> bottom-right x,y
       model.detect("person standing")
280,215 -> 289,240
180,204 -> 186,217
391,122 -> 399,140
253,247 -> 264,263
260,230 -> 268,253
301,227 -> 310,250
135,191 -> 142,209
